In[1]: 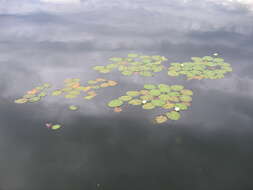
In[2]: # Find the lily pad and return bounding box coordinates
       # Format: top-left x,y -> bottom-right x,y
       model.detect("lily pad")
170,85 -> 184,91
108,99 -> 124,107
155,115 -> 168,124
119,96 -> 132,101
142,103 -> 155,110
126,91 -> 140,97
144,84 -> 156,90
51,124 -> 62,130
69,105 -> 79,111
14,98 -> 28,104
180,95 -> 192,102
149,89 -> 161,96
151,99 -> 166,107
128,99 -> 142,105
29,97 -> 41,103
166,111 -> 181,120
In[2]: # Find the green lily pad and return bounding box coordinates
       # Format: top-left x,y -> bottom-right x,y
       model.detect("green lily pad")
14,98 -> 28,104
144,84 -> 156,90
84,96 -> 94,100
142,103 -> 155,110
65,94 -> 77,99
162,102 -> 175,109
29,97 -> 41,103
128,53 -> 139,58
118,96 -> 132,101
109,57 -> 123,62
51,124 -> 62,130
149,89 -> 161,96
166,111 -> 181,120
170,85 -> 184,91
122,70 -> 133,76
158,84 -> 170,92
175,103 -> 188,110
180,95 -> 192,102
139,95 -> 153,101
151,99 -> 166,107
69,105 -> 79,111
128,99 -> 142,105
126,91 -> 140,97
180,89 -> 193,96
108,99 -> 124,107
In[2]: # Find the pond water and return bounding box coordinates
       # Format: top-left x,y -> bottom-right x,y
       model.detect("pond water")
1,0 -> 253,190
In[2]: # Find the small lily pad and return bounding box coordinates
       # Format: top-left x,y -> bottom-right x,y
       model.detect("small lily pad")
14,98 -> 28,104
69,105 -> 79,111
142,103 -> 155,110
52,90 -> 62,96
126,91 -> 140,97
108,99 -> 124,107
119,96 -> 132,101
166,111 -> 181,120
155,115 -> 168,124
51,124 -> 62,130
128,99 -> 142,105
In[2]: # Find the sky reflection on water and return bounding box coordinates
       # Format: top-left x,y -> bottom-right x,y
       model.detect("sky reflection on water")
0,0 -> 253,190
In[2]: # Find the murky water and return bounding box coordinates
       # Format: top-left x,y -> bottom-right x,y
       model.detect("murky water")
1,1 -> 253,190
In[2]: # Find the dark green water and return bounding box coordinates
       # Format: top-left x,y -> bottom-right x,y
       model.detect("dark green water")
1,1 -> 253,190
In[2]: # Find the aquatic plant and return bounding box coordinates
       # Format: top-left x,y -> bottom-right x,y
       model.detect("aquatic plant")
51,78 -> 118,101
168,55 -> 233,80
93,53 -> 168,77
68,105 -> 79,111
14,83 -> 52,104
107,83 -> 193,124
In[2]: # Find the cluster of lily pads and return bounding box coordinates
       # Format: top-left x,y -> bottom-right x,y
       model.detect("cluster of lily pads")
168,55 -> 233,80
51,78 -> 118,100
50,78 -> 118,111
14,53 -> 234,127
93,53 -> 168,77
14,83 -> 51,104
107,84 -> 193,124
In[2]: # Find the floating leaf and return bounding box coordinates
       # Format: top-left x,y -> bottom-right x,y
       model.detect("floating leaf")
108,99 -> 124,107
180,95 -> 192,102
14,98 -> 28,104
162,102 -> 175,109
126,91 -> 140,97
69,105 -> 79,111
144,84 -> 156,90
142,103 -> 155,110
29,97 -> 41,103
170,85 -> 184,91
107,80 -> 118,86
166,111 -> 181,120
180,89 -> 193,96
175,103 -> 188,110
149,89 -> 161,96
65,94 -> 77,99
128,99 -> 142,105
155,115 -> 168,124
119,96 -> 132,101
51,124 -> 62,130
114,107 -> 122,112
84,95 -> 94,100
151,99 -> 166,107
